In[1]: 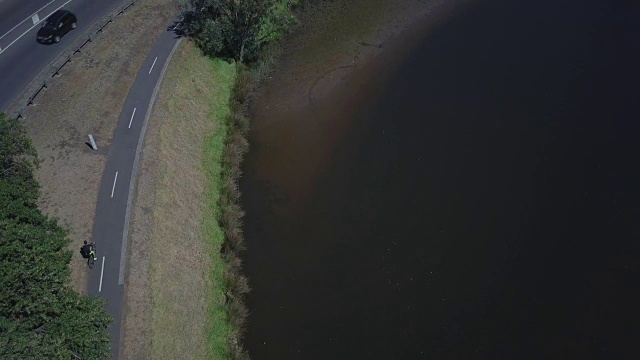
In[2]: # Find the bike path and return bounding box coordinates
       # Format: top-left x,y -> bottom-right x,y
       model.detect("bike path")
88,24 -> 181,359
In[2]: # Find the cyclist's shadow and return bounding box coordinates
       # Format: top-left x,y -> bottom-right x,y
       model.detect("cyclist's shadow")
79,246 -> 90,259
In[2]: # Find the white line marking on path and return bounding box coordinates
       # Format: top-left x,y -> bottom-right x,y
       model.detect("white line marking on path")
148,56 -> 158,74
119,39 -> 183,286
128,107 -> 137,128
111,171 -> 118,198
99,256 -> 105,292
31,14 -> 40,25
0,0 -> 73,56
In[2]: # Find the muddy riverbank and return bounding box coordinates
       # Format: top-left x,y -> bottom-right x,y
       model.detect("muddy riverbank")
245,0 -> 469,224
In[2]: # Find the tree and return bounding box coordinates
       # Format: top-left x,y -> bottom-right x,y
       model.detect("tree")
0,113 -> 40,223
184,0 -> 295,62
0,113 -> 37,175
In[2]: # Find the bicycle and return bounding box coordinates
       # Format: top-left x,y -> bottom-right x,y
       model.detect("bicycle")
87,244 -> 97,269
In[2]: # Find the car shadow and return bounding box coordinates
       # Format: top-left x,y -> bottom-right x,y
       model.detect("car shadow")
36,38 -> 56,45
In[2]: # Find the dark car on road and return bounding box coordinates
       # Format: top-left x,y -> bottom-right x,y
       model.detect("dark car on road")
37,10 -> 77,44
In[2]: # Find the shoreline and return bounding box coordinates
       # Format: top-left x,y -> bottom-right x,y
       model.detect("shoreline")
244,0 -> 471,215
251,0 -> 471,122
242,0 -> 474,356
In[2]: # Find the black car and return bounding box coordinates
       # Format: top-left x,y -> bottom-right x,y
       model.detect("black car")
37,10 -> 77,44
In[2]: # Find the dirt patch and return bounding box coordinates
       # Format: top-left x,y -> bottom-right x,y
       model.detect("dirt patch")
122,41 -> 234,360
12,0 -> 178,295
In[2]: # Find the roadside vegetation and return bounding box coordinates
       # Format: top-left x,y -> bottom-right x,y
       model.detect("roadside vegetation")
0,113 -> 111,359
173,0 -> 304,358
139,43 -> 237,360
122,1 -> 305,358
182,0 -> 299,62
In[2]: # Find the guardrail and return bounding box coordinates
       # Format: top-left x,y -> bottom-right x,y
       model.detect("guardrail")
13,0 -> 138,119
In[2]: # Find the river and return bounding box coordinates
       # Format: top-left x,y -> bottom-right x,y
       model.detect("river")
241,0 -> 640,358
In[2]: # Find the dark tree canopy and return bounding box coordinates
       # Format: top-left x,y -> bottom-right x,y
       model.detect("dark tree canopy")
0,113 -> 111,359
183,0 -> 296,62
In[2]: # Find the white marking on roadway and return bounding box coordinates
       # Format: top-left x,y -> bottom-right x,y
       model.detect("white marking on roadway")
0,0 -> 73,56
0,0 -> 59,42
111,171 -> 118,198
31,14 -> 40,25
128,107 -> 137,128
148,57 -> 158,74
99,256 -> 105,292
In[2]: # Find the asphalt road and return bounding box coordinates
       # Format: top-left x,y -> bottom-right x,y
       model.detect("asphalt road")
87,27 -> 181,358
0,0 -> 125,111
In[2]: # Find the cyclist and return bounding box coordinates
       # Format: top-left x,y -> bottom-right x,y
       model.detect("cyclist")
82,241 -> 97,261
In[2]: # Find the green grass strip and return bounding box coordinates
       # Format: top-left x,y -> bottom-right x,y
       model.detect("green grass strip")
203,57 -> 237,359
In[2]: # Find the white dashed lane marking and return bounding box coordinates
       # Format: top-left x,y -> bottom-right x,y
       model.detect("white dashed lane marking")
128,107 -> 136,128
99,256 -> 105,292
111,171 -> 118,198
148,56 -> 157,74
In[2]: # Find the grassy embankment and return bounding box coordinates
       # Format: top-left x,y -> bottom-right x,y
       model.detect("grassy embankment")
201,1 -> 304,358
202,57 -> 244,359
146,42 -> 241,360
147,1 -> 301,359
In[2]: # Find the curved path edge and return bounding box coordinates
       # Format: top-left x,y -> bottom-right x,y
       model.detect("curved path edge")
119,36 -> 182,285
87,22 -> 182,359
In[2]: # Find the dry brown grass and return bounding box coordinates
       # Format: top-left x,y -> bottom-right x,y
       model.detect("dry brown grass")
12,0 -> 178,295
122,41 -> 236,360
150,41 -> 212,360
119,105 -> 159,360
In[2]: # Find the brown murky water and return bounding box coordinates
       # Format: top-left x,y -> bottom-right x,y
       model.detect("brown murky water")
242,0 -> 640,358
